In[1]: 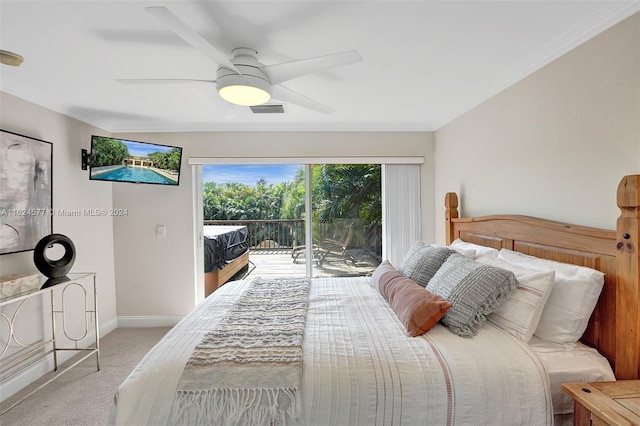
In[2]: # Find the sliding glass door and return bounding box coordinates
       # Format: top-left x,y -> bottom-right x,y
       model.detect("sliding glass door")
202,164 -> 307,280
201,163 -> 382,280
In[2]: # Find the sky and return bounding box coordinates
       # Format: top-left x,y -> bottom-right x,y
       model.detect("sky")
203,164 -> 303,186
123,140 -> 176,157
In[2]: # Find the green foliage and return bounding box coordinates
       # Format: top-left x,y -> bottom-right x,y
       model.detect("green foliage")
310,164 -> 381,225
203,164 -> 382,249
148,148 -> 181,171
203,165 -> 380,223
204,181 -> 280,220
91,137 -> 129,167
309,164 -> 381,248
279,168 -> 306,219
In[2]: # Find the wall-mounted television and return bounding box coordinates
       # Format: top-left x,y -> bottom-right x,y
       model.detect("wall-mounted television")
88,136 -> 182,186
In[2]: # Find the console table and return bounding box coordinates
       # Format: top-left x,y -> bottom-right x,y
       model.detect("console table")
0,272 -> 99,414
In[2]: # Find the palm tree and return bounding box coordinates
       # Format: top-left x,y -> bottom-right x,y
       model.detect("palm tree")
310,164 -> 381,247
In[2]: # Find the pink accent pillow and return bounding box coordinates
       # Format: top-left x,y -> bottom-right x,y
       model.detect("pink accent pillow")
371,261 -> 452,337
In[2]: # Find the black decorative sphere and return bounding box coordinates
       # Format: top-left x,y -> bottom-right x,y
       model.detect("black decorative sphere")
33,234 -> 76,279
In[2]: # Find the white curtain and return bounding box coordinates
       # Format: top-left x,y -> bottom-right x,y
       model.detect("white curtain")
382,164 -> 422,267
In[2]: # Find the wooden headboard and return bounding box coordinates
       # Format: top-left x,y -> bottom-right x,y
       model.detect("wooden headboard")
445,174 -> 639,380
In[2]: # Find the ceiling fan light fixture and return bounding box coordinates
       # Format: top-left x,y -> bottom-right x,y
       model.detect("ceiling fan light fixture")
216,67 -> 272,107
219,84 -> 271,106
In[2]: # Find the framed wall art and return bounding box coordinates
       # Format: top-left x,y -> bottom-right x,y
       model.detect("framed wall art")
0,129 -> 53,255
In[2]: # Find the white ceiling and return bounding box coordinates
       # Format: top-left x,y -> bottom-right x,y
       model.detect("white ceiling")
1,1 -> 638,133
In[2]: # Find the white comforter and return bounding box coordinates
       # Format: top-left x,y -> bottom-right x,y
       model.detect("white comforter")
109,277 -> 552,425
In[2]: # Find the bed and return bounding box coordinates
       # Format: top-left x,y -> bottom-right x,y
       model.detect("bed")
203,225 -> 250,296
109,174 -> 639,425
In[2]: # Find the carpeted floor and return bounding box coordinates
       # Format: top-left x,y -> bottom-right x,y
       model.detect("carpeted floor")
0,327 -> 171,425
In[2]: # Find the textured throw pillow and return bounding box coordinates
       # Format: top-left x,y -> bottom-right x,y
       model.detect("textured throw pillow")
450,238 -> 500,259
476,256 -> 555,341
426,253 -> 517,337
371,261 -> 452,337
497,249 -> 605,345
398,241 -> 454,287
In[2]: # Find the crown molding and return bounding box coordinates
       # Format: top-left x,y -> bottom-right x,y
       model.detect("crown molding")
107,121 -> 435,133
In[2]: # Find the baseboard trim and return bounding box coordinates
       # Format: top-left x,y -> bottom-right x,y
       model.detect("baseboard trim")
117,315 -> 183,328
100,317 -> 118,338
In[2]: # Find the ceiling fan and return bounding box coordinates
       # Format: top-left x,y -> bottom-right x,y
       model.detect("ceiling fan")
117,6 -> 362,114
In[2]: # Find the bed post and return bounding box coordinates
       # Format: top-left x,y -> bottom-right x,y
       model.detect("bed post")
445,192 -> 459,245
615,174 -> 640,380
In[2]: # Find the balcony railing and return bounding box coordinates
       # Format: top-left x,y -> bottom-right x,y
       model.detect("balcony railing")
204,219 -> 305,250
204,218 -> 382,259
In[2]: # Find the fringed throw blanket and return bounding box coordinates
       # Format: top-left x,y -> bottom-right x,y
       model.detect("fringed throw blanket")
172,277 -> 311,425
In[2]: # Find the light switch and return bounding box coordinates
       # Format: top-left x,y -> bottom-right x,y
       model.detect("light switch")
156,225 -> 166,237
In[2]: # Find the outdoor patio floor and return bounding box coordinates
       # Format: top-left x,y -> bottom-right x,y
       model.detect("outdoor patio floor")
241,248 -> 380,280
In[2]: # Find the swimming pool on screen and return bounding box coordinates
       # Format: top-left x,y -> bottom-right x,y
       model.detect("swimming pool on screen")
92,166 -> 177,185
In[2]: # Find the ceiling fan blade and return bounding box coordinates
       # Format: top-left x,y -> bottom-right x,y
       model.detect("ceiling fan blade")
271,85 -> 335,114
117,78 -> 216,85
145,6 -> 240,74
262,50 -> 362,85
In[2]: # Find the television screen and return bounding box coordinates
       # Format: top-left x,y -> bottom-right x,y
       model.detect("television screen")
89,136 -> 182,186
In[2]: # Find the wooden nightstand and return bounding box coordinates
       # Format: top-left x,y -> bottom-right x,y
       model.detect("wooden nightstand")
561,381 -> 640,426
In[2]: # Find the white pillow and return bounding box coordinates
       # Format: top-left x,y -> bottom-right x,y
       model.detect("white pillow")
450,238 -> 499,259
476,257 -> 555,342
497,249 -> 605,345
430,242 -> 475,258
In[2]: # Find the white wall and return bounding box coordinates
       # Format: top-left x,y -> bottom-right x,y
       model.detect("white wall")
111,132 -> 434,322
0,92 -> 118,398
434,12 -> 640,242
